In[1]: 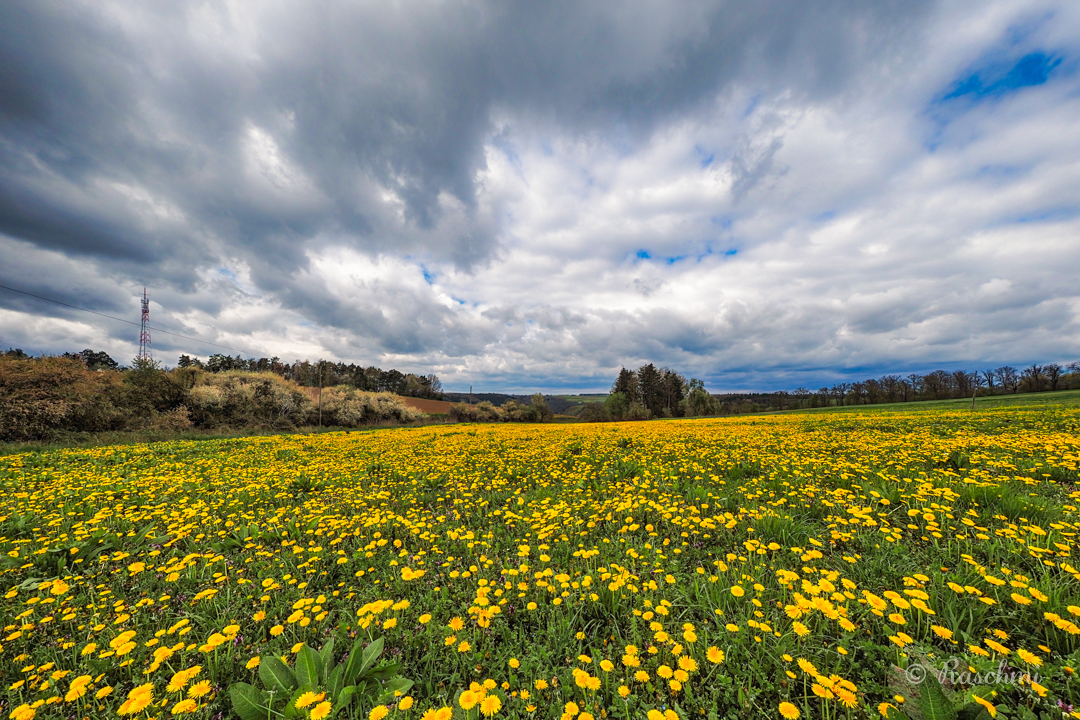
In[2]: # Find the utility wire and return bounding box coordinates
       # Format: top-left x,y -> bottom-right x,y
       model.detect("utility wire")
0,282 -> 261,356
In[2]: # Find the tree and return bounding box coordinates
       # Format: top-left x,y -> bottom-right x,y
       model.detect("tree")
981,369 -> 996,394
1020,364 -> 1044,392
63,349 -> 120,371
659,368 -> 687,416
830,383 -> 849,406
612,368 -> 639,402
1045,363 -> 1062,391
995,366 -> 1019,393
923,370 -> 951,399
683,379 -> 717,416
906,374 -> 923,400
637,364 -> 664,416
529,394 -> 553,422
604,392 -> 630,419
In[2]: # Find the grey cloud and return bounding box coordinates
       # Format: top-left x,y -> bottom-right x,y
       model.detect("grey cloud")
2,0 -> 1078,391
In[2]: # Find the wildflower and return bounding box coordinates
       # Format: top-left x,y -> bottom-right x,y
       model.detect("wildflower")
9,705 -> 35,720
400,697 -> 414,710
479,695 -> 502,716
369,706 -> 389,720
246,656 -> 260,670
296,692 -> 322,709
509,658 -> 520,669
1017,649 -> 1042,667
618,685 -> 630,698
707,646 -> 725,664
779,702 -> 800,719
419,614 -> 432,624
118,683 -> 154,715
312,701 -> 333,720
171,699 -> 198,715
972,696 -> 996,717
459,690 -> 479,710
187,680 -> 213,698
931,626 -> 953,640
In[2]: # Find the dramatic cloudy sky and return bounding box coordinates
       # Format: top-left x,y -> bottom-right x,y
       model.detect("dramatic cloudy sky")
1,0 -> 1078,392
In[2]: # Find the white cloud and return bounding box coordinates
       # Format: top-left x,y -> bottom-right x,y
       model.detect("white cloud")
1,0 -> 1079,391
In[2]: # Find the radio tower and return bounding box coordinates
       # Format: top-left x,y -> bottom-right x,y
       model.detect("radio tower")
138,288 -> 152,361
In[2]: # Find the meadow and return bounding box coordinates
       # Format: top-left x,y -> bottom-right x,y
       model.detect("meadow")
2,405 -> 1079,720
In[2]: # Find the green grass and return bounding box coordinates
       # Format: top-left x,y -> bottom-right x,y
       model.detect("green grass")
784,388 -> 1080,414
0,420 -> 451,457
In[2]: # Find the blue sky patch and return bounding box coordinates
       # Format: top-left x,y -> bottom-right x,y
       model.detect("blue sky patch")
944,52 -> 1061,101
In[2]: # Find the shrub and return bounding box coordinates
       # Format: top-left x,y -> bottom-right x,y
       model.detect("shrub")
449,396 -> 553,423
187,371 -> 310,429
317,386 -> 424,426
0,355 -> 127,440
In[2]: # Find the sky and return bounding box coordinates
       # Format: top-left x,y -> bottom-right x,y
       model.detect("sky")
0,0 -> 1078,393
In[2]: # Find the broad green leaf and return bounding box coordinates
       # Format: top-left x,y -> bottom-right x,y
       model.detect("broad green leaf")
917,674 -> 958,720
229,682 -> 270,720
258,656 -> 297,695
369,661 -> 400,680
327,664 -> 345,702
320,637 -> 336,675
337,685 -> 356,710
296,645 -> 322,687
376,677 -> 414,705
357,637 -> 384,678
342,640 -> 365,685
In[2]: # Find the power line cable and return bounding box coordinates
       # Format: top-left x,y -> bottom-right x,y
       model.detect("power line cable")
0,282 -> 262,356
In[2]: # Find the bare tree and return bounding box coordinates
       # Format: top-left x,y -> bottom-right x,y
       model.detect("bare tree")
907,374 -> 923,400
831,383 -> 849,406
995,366 -> 1019,393
1044,363 -> 1062,391
899,378 -> 912,402
881,375 -> 901,402
981,369 -> 996,394
1020,364 -> 1044,392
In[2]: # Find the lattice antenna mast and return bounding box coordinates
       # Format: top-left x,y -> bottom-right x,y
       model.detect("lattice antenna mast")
138,287 -> 152,361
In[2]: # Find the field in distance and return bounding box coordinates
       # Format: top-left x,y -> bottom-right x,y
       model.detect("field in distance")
2,403 -> 1078,719
787,388 -> 1080,414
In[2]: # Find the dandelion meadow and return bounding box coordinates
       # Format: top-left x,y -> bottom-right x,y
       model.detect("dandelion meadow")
2,407 -> 1080,719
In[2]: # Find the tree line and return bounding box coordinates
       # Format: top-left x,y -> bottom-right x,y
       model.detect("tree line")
180,353 -> 444,399
579,364 -> 720,421
578,361 -> 1080,421
784,362 -> 1080,409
